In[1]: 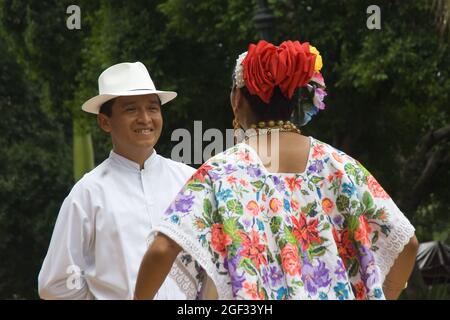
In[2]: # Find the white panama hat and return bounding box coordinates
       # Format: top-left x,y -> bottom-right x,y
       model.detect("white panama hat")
81,61 -> 177,114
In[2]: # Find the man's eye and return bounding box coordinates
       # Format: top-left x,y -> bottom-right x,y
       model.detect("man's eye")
125,107 -> 136,112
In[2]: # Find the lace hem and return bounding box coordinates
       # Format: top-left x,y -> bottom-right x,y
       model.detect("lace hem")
149,223 -> 233,300
375,213 -> 416,283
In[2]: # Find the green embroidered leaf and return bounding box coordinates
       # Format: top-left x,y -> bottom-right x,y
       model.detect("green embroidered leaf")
284,226 -> 298,245
226,199 -> 244,215
357,162 -> 371,178
322,222 -> 330,230
372,230 -> 379,244
301,190 -> 310,196
348,259 -> 360,277
344,163 -> 358,178
311,176 -> 325,184
203,199 -> 212,216
224,218 -> 240,242
311,246 -> 327,257
268,189 -> 275,197
267,251 -> 275,263
201,214 -> 212,226
351,200 -> 359,209
336,195 -> 350,212
278,238 -> 287,251
187,183 -> 205,191
381,225 -> 390,237
251,180 -> 264,190
365,207 -> 375,218
301,202 -> 315,215
347,215 -> 359,232
218,206 -> 226,216
239,258 -> 257,276
270,216 -> 282,234
362,191 -> 374,209
212,209 -> 222,223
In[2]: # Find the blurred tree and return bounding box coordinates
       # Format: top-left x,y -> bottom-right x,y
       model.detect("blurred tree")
0,38 -> 72,298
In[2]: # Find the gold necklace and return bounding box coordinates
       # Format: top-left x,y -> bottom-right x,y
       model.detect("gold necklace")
245,120 -> 301,140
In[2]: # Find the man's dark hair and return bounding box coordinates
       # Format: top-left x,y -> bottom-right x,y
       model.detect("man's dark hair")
99,98 -> 116,117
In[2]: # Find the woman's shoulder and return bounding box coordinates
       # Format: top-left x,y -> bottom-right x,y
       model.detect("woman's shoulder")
308,136 -> 370,180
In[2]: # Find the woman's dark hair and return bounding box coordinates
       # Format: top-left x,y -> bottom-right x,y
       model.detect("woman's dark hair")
240,86 -> 299,122
232,71 -> 299,122
99,98 -> 116,117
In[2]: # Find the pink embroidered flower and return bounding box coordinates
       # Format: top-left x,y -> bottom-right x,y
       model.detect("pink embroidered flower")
281,243 -> 301,276
211,223 -> 233,257
367,175 -> 390,199
269,198 -> 282,213
246,200 -> 260,216
322,198 -> 334,214
354,215 -> 372,246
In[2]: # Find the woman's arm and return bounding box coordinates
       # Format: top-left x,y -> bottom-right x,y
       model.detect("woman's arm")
382,235 -> 419,300
134,233 -> 182,300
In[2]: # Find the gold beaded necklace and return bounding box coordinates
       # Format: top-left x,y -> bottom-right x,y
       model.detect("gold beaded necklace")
245,120 -> 301,140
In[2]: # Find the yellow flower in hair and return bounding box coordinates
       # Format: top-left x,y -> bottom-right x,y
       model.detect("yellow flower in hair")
309,45 -> 323,72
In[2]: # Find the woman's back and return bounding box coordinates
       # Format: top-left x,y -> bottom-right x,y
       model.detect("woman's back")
159,137 -> 414,299
246,133 -> 311,174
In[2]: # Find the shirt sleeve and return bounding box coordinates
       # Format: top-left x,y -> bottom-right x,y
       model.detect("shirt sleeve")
38,188 -> 94,300
149,164 -> 230,299
342,160 -> 416,284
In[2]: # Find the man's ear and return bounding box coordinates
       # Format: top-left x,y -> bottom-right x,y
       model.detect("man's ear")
97,113 -> 112,133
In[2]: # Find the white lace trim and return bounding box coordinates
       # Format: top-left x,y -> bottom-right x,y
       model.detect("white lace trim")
149,223 -> 233,300
375,213 -> 416,284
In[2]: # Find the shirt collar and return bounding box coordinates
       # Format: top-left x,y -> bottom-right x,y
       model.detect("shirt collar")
109,149 -> 158,172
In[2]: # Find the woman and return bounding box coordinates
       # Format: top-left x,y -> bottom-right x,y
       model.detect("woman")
134,40 -> 419,300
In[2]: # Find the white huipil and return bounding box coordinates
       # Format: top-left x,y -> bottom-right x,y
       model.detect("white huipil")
38,150 -> 195,300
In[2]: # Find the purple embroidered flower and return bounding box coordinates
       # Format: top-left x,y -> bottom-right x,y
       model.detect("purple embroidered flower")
242,219 -> 252,229
209,171 -> 221,182
269,266 -> 284,287
261,267 -> 270,285
314,160 -> 324,173
173,192 -> 195,213
359,246 -> 379,289
247,165 -> 262,178
273,176 -> 285,192
314,261 -> 332,288
223,164 -> 237,174
228,254 -> 245,296
334,259 -> 347,280
302,260 -> 317,295
308,160 -> 324,174
307,163 -> 317,174
332,215 -> 344,226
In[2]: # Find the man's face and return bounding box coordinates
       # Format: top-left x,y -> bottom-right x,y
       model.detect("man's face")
98,94 -> 163,154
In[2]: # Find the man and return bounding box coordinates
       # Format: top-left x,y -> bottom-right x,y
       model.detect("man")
38,62 -> 195,299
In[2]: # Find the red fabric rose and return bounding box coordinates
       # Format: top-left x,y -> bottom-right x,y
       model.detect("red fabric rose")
241,40 -> 317,103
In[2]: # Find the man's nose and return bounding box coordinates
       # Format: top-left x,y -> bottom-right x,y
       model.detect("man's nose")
136,108 -> 152,124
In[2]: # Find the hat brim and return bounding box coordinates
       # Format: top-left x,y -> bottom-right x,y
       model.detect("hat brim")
81,89 -> 177,114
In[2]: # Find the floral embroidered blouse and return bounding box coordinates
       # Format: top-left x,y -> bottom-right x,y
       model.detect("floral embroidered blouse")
149,136 -> 415,300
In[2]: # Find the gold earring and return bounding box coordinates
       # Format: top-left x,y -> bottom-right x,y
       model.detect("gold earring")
233,118 -> 240,130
